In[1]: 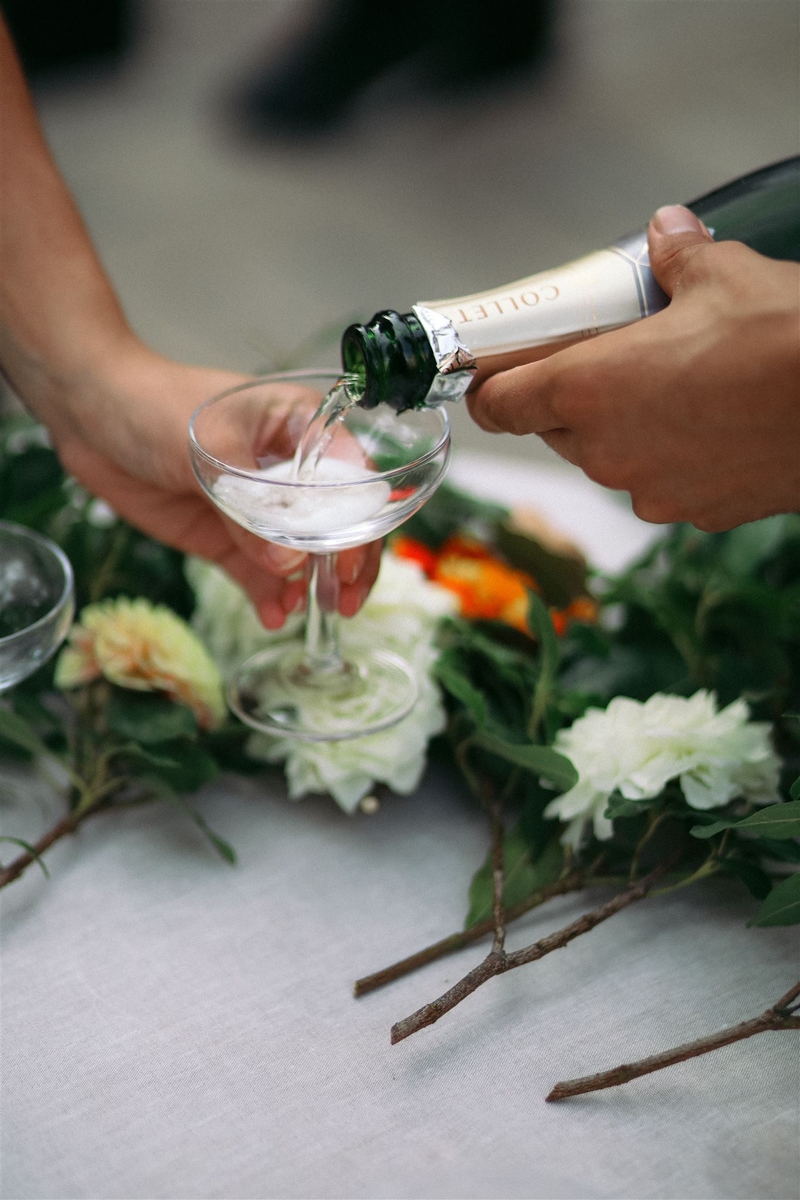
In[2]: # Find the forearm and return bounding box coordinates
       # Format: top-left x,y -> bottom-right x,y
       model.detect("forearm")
0,18 -> 133,436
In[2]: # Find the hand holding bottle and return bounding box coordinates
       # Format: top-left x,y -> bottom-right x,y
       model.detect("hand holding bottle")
466,206 -> 800,530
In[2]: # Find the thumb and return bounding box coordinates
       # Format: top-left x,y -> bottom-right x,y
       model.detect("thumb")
647,204 -> 715,297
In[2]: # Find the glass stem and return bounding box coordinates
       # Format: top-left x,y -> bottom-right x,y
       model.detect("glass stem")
304,554 -> 344,674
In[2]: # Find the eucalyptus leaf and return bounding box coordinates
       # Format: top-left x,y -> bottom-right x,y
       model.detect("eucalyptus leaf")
790,777 -> 800,801
749,872 -> 800,927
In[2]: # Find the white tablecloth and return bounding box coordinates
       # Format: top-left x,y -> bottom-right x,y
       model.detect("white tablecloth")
2,456 -> 798,1200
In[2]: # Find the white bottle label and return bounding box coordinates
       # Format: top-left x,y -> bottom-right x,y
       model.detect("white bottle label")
420,235 -> 667,361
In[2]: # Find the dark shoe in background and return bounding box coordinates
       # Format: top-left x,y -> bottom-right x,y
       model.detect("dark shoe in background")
230,0 -> 558,139
3,0 -> 137,77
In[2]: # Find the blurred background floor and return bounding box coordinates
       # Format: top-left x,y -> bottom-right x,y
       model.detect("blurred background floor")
21,0 -> 800,465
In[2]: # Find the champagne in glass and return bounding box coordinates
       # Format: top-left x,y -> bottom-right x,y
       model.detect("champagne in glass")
190,371 -> 450,742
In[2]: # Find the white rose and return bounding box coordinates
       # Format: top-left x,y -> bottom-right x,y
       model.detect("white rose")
544,690 -> 781,846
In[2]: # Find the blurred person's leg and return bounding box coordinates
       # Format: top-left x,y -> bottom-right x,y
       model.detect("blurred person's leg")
232,0 -> 557,138
3,0 -> 136,76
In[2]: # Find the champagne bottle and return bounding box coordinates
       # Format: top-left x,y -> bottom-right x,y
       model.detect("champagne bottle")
341,155 -> 800,412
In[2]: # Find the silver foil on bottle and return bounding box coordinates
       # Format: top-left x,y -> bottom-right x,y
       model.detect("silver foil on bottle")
608,231 -> 669,317
412,305 -> 477,404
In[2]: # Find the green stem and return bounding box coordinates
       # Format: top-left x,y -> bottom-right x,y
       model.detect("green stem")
629,807 -> 670,882
651,856 -> 720,897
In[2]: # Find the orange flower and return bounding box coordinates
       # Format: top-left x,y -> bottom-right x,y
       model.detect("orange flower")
393,532 -> 598,636
391,535 -> 438,576
432,536 -> 538,631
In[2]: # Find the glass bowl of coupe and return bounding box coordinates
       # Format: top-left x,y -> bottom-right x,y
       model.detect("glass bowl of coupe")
0,521 -> 74,693
190,371 -> 450,741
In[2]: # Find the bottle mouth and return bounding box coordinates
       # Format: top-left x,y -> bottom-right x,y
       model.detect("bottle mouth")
341,310 -> 436,411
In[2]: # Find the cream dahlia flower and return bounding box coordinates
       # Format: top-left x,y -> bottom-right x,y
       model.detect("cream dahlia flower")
544,690 -> 781,847
55,597 -> 226,729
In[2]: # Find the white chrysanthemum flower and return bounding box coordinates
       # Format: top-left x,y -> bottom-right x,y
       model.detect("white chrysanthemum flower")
544,690 -> 781,847
187,552 -> 457,811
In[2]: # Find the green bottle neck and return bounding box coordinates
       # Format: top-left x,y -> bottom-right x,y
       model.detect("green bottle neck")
688,154 -> 800,261
341,309 -> 437,411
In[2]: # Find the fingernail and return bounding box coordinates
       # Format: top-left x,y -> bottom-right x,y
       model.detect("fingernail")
341,548 -> 365,585
652,205 -> 708,236
259,603 -> 286,630
340,585 -> 368,618
264,545 -> 306,573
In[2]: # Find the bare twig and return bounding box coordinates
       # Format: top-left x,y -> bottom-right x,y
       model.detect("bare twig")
353,865 -> 600,997
0,809 -> 86,889
546,982 -> 800,1101
390,854 -> 678,1045
489,795 -> 507,956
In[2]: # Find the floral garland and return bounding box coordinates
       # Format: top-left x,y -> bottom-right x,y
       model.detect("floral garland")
1,411 -> 799,1097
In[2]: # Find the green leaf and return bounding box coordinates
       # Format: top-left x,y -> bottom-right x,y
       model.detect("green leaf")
732,801 -> 800,839
526,591 -> 559,737
719,858 -> 773,900
750,872 -> 800,927
106,691 -> 199,744
691,801 -> 800,841
495,521 -> 588,608
718,515 -> 800,576
604,794 -> 650,820
0,708 -> 53,761
473,730 -> 577,790
465,831 -> 563,927
139,775 -> 237,864
113,743 -> 181,770
129,739 -> 219,793
690,817 -> 738,840
752,837 -> 800,864
0,836 -> 50,878
790,777 -> 800,801
434,658 -> 489,726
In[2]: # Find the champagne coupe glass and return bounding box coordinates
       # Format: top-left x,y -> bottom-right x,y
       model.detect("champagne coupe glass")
0,521 -> 75,693
190,371 -> 450,741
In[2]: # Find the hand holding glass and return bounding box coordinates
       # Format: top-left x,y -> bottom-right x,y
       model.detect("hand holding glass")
189,371 -> 450,741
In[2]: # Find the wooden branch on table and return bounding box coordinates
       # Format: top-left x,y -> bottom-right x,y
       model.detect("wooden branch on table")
390,854 -> 678,1045
489,794 -> 506,956
0,810 -> 83,889
353,865 -> 595,997
546,982 -> 800,1101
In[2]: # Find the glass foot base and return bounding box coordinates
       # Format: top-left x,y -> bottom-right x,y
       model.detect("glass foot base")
228,644 -> 419,742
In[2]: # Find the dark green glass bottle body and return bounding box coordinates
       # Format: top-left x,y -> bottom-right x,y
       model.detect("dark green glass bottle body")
341,155 -> 800,412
